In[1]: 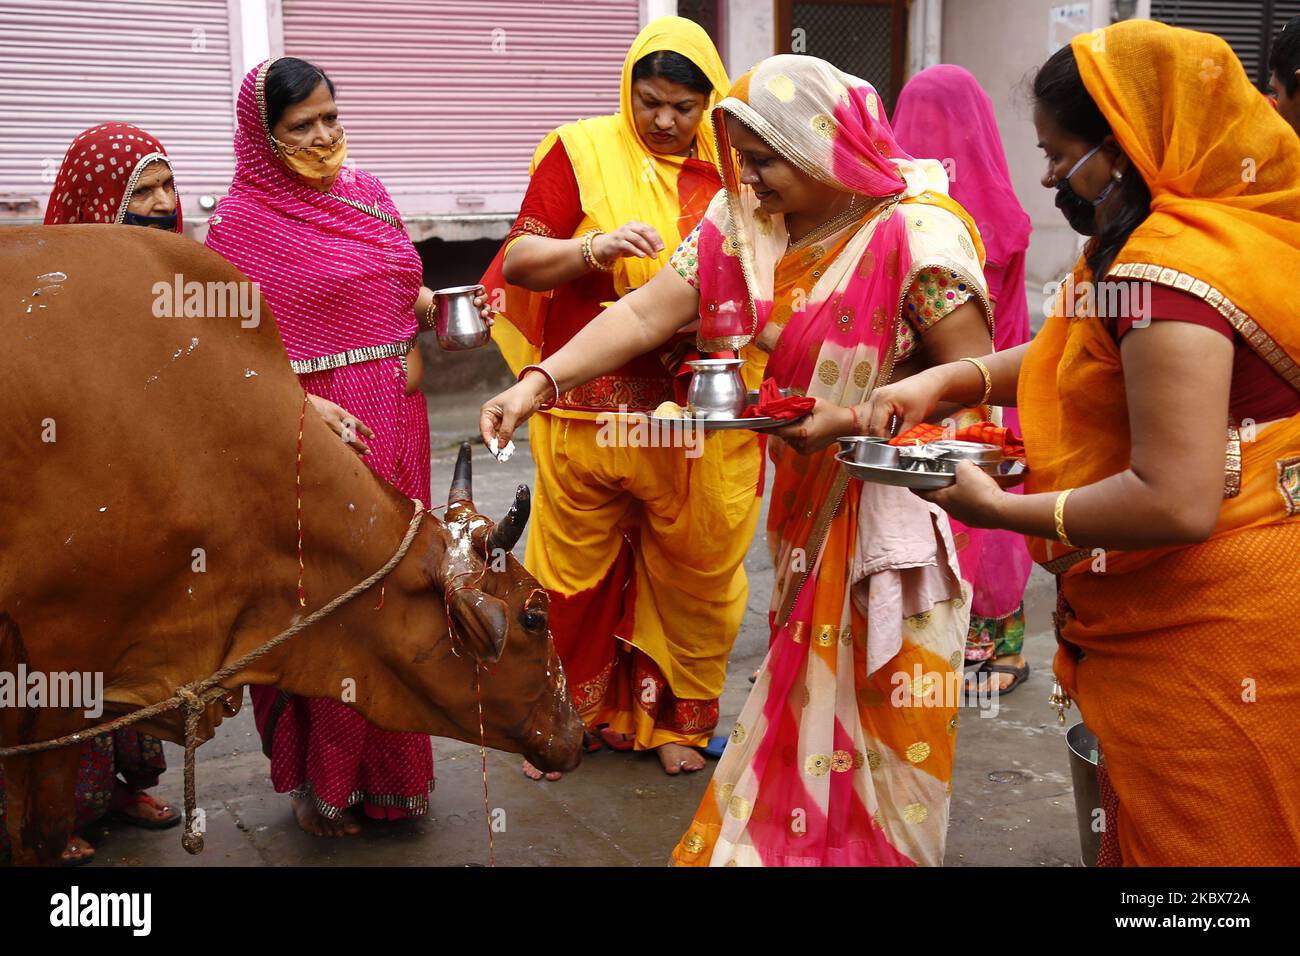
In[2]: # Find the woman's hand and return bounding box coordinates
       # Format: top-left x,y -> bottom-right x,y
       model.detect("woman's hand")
593,221 -> 666,265
307,394 -> 375,457
480,371 -> 551,448
473,290 -> 495,329
915,461 -> 1007,528
861,365 -> 951,437
768,399 -> 854,455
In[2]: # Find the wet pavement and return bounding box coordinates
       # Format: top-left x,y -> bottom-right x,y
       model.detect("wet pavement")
88,387 -> 1082,867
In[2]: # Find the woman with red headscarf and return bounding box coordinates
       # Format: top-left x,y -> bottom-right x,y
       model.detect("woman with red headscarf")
0,122 -> 185,866
891,66 -> 1035,695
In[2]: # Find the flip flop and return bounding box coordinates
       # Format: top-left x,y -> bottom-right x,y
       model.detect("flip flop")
597,727 -> 636,751
981,661 -> 1030,697
701,735 -> 728,759
108,790 -> 182,830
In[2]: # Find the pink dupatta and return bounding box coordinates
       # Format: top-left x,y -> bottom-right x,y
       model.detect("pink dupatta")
205,60 -> 422,363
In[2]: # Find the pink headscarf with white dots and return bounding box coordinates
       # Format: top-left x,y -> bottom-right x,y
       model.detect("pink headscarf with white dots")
44,122 -> 181,230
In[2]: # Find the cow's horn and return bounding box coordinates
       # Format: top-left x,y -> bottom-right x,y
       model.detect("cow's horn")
488,484 -> 530,554
448,441 -> 473,505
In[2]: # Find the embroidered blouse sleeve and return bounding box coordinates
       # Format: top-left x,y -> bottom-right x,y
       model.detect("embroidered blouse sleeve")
670,221 -> 703,288
507,137 -> 585,243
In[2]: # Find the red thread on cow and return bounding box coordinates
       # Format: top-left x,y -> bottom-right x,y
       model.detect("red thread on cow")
295,392 -> 308,608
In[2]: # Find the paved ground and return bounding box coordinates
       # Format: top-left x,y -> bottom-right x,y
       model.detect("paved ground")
90,385 -> 1082,867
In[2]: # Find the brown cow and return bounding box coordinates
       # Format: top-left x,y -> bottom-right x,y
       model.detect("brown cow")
0,225 -> 583,865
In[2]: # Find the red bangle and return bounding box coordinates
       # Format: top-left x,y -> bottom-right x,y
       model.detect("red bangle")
519,364 -> 560,411
849,404 -> 863,435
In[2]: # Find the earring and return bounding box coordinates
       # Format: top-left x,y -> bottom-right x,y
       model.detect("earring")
1111,168 -> 1124,181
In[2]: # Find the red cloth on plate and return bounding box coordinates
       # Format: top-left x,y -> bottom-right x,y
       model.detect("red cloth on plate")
888,421 -> 1025,459
741,378 -> 816,420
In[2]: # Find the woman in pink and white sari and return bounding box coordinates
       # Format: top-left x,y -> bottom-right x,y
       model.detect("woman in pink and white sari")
481,56 -> 994,865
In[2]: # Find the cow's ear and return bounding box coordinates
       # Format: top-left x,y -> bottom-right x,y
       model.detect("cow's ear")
447,589 -> 508,664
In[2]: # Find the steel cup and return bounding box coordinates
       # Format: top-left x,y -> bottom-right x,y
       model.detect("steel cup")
686,358 -> 747,419
838,436 -> 899,467
433,283 -> 490,351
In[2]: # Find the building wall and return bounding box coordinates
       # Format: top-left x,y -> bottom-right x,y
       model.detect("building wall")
941,0 -> 1117,307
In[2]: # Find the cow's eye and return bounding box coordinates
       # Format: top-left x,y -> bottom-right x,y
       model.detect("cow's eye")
520,609 -> 547,632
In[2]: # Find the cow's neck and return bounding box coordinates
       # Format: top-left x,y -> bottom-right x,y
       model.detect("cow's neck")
231,410 -> 470,737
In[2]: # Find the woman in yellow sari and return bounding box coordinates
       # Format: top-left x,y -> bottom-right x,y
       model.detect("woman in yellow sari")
865,21 -> 1300,864
481,17 -> 758,778
483,55 -> 996,865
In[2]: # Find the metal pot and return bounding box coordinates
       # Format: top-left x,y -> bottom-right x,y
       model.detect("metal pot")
1066,721 -> 1103,867
686,358 -> 747,419
433,284 -> 490,351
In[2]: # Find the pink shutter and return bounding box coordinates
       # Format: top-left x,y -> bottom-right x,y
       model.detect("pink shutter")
0,0 -> 237,223
280,0 -> 641,219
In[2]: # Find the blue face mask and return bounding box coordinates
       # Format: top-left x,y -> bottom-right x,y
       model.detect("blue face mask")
122,209 -> 179,231
1054,143 -> 1118,235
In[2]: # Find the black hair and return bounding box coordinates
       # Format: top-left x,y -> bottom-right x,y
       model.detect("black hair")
1033,44 -> 1151,281
1270,15 -> 1300,97
631,50 -> 713,96
265,57 -> 336,131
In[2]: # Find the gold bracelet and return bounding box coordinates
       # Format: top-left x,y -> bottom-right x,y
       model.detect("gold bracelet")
1054,488 -> 1077,549
422,297 -> 437,331
960,356 -> 993,406
581,229 -> 612,272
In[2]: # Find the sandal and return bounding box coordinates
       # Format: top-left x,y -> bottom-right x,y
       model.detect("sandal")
109,790 -> 182,830
597,727 -> 636,752
980,661 -> 1030,697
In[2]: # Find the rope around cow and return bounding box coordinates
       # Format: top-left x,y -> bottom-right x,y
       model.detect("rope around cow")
0,500 -> 428,856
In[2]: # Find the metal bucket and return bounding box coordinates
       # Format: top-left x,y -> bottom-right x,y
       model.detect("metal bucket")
1066,721 -> 1102,867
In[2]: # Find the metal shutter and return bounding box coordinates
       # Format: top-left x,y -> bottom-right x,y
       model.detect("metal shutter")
1152,0 -> 1300,88
280,0 -> 642,221
0,0 -> 237,223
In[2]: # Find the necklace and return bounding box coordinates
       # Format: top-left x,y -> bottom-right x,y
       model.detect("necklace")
787,195 -> 871,252
786,195 -> 897,252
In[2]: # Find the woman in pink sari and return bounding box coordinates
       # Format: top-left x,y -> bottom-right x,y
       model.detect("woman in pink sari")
892,65 -> 1034,693
481,56 -> 995,865
207,58 -> 477,836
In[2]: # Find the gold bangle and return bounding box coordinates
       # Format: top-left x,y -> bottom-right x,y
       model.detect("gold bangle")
960,356 -> 993,406
422,297 -> 437,331
1054,488 -> 1076,549
581,229 -> 611,272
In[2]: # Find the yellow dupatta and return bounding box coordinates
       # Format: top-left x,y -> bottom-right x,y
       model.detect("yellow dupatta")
490,16 -> 729,375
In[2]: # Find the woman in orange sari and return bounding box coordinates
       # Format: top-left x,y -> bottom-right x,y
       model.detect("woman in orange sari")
481,17 -> 755,778
483,55 -> 996,865
865,21 -> 1300,864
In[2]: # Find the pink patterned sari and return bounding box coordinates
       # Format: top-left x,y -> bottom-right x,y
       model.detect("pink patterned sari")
673,56 -> 991,866
206,60 -> 434,821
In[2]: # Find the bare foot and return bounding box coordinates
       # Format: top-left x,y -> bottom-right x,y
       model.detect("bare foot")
521,759 -> 562,782
657,742 -> 706,775
59,835 -> 95,866
291,793 -> 361,836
